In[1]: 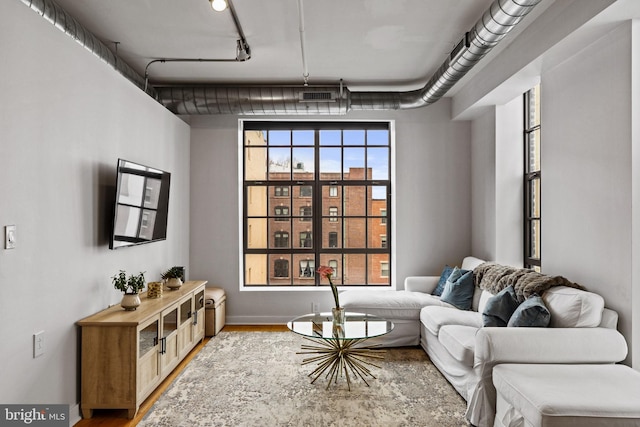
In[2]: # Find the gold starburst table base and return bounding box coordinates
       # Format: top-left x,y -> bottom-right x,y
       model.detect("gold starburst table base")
297,335 -> 386,390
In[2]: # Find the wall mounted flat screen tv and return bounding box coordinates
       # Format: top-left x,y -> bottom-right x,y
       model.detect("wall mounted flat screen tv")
110,159 -> 171,249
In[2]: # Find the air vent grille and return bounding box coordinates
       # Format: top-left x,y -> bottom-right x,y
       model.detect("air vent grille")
449,32 -> 470,64
299,91 -> 337,102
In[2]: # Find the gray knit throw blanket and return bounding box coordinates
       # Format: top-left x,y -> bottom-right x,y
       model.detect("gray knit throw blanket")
473,262 -> 584,302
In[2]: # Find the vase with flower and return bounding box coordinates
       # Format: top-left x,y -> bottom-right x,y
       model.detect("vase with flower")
317,266 -> 345,325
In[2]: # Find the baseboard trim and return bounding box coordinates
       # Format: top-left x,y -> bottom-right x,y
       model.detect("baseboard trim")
69,402 -> 81,427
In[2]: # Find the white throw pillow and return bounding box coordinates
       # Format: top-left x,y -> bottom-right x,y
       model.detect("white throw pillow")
542,286 -> 604,328
475,289 -> 494,314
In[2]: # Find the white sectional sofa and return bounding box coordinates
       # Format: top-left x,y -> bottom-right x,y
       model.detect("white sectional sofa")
340,256 -> 629,427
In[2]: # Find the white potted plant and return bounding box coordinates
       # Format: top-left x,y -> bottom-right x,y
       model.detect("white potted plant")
161,266 -> 184,290
112,270 -> 146,310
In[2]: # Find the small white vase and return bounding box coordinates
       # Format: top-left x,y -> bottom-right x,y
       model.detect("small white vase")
166,277 -> 183,290
121,293 -> 141,311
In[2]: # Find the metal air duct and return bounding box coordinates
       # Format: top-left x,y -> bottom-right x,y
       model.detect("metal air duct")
20,0 -> 155,97
157,0 -> 541,114
350,0 -> 542,110
22,0 -> 540,115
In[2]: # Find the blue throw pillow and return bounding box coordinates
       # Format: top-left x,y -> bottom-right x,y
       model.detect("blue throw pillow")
440,267 -> 475,310
433,265 -> 453,296
507,294 -> 551,327
482,285 -> 519,327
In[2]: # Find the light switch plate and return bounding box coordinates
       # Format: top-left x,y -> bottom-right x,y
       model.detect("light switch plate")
5,225 -> 16,249
34,331 -> 45,358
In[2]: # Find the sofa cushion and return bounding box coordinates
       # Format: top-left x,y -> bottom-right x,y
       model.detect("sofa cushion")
542,286 -> 604,328
461,256 -> 485,270
477,289 -> 494,314
507,294 -> 550,327
433,265 -> 454,297
441,268 -> 475,310
482,285 -> 519,327
438,325 -> 478,367
340,290 -> 454,320
420,306 -> 483,336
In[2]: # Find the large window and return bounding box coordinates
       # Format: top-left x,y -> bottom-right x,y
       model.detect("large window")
243,122 -> 392,287
524,85 -> 541,271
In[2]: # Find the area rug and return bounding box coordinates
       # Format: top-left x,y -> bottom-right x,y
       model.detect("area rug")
139,331 -> 468,427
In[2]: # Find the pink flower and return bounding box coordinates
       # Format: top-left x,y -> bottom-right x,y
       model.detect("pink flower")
317,265 -> 334,281
317,265 -> 340,308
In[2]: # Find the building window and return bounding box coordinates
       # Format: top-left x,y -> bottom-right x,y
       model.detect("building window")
300,186 -> 312,197
524,85 -> 541,271
300,206 -> 312,221
274,259 -> 289,278
328,232 -> 338,248
274,206 -> 289,221
329,207 -> 338,222
274,231 -> 289,248
329,259 -> 338,277
275,186 -> 289,197
300,232 -> 313,248
380,235 -> 387,248
299,259 -> 315,278
242,123 -> 392,287
380,262 -> 389,278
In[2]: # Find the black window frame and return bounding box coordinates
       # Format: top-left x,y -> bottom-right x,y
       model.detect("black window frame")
524,85 -> 541,270
242,121 -> 392,288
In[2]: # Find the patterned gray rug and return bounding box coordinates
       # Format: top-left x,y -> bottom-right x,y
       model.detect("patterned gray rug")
139,331 -> 468,427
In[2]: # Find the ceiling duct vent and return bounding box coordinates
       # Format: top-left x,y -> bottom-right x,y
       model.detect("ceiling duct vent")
449,32 -> 470,64
299,91 -> 337,102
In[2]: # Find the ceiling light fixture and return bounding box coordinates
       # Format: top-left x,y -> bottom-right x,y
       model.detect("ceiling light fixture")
236,39 -> 251,61
210,0 -> 227,12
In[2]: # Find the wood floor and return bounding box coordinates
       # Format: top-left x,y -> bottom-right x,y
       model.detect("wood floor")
73,325 -> 288,427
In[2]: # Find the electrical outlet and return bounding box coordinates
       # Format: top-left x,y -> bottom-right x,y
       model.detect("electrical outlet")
33,331 -> 45,358
312,302 -> 320,313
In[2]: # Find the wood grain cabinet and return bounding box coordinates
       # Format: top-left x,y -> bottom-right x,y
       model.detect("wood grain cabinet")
77,280 -> 207,419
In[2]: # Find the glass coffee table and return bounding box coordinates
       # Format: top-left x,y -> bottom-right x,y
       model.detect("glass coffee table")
287,311 -> 394,390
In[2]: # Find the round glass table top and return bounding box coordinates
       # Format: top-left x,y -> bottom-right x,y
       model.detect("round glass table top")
287,312 -> 394,340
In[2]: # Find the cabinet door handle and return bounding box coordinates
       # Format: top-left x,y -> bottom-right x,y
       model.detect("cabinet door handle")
160,337 -> 166,354
193,311 -> 198,326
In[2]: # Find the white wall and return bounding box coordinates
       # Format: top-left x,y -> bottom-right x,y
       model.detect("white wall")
632,19 -> 640,370
542,21 -> 634,364
189,104 -> 471,324
0,1 -> 191,420
470,97 -> 523,266
495,96 -> 524,267
471,109 -> 496,261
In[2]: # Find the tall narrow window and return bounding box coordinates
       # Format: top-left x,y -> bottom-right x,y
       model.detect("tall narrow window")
243,122 -> 392,287
328,232 -> 338,248
329,259 -> 339,277
299,231 -> 313,248
329,207 -> 338,222
380,262 -> 389,278
274,231 -> 289,248
299,259 -> 315,277
274,259 -> 289,278
300,206 -> 312,221
524,85 -> 541,271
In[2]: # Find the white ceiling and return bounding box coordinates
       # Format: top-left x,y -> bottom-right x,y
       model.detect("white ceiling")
50,0 -> 550,94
